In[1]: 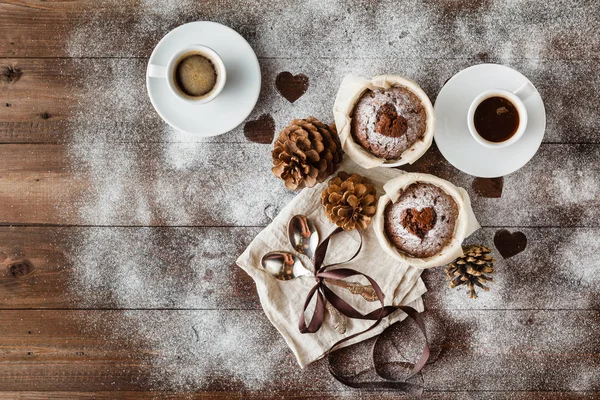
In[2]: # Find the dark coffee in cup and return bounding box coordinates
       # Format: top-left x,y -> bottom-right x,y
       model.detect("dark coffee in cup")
173,52 -> 218,98
473,96 -> 520,143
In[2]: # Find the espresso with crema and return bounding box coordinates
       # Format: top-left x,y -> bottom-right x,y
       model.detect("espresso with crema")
173,52 -> 218,98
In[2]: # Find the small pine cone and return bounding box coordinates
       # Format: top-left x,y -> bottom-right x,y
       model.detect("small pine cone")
445,245 -> 496,299
321,171 -> 378,231
272,117 -> 343,190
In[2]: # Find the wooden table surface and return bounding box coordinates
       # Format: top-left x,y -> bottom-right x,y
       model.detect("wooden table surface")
1,0 -> 599,398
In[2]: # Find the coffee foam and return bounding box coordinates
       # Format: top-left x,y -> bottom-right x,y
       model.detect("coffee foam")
173,52 -> 218,98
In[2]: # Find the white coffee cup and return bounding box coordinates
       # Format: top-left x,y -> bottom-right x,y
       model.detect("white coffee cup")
467,81 -> 536,148
147,44 -> 226,105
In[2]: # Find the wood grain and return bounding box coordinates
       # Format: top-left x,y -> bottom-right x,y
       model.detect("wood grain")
0,58 -> 598,143
1,392 -> 597,400
1,0 -> 598,397
0,226 -> 260,309
0,143 -> 598,227
0,393 -> 598,400
0,310 -> 596,392
0,0 -> 598,59
0,226 -> 598,310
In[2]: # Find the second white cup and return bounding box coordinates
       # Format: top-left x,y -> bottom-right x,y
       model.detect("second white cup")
467,82 -> 535,148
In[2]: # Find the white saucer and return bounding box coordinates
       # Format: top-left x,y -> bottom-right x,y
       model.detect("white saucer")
434,64 -> 546,178
146,21 -> 261,136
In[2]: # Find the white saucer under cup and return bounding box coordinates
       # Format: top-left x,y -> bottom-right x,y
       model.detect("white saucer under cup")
146,21 -> 261,136
434,64 -> 546,178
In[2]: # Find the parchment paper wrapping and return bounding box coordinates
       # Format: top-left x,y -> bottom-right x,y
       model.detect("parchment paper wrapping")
373,173 -> 481,269
236,158 -> 426,368
332,74 -> 435,169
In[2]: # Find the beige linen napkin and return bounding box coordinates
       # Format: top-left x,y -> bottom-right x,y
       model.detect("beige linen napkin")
236,158 -> 427,368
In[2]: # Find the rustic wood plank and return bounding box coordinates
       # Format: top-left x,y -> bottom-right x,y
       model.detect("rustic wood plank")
421,309 -> 600,392
423,228 -> 600,310
0,226 -> 260,310
0,142 -> 297,226
0,394 -> 236,400
401,143 -> 600,228
0,143 -> 598,227
0,310 -> 597,392
1,1 -> 597,397
0,58 -> 598,143
0,226 -> 598,311
0,392 -> 598,400
1,0 -> 598,59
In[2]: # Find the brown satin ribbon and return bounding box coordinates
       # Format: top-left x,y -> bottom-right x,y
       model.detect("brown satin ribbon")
298,227 -> 430,390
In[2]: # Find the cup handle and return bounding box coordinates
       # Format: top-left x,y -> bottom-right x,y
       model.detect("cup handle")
147,64 -> 167,79
513,81 -> 536,102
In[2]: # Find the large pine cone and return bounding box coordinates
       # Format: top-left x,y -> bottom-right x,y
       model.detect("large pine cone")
445,245 -> 495,299
321,172 -> 377,231
272,117 -> 343,190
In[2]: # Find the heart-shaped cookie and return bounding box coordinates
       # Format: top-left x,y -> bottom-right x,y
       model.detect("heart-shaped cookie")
494,229 -> 527,259
275,71 -> 308,103
244,114 -> 275,144
401,207 -> 437,239
472,177 -> 503,198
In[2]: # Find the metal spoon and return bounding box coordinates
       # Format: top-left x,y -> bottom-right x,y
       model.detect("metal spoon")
260,250 -> 379,301
261,251 -> 312,281
260,250 -> 348,334
288,214 -> 378,302
288,215 -> 319,261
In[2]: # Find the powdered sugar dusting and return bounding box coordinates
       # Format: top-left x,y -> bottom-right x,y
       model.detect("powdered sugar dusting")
555,229 -> 600,289
67,227 -> 260,309
352,86 -> 427,160
66,0 -> 195,58
63,0 -> 599,60
550,168 -> 600,204
385,183 -> 458,258
76,309 -> 351,393
69,141 -> 152,226
422,309 -> 599,391
424,228 -> 600,310
58,0 -> 600,393
65,129 -> 292,226
63,1 -> 296,390
125,310 -> 287,391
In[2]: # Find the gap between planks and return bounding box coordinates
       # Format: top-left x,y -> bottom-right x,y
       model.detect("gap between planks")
0,224 -> 600,228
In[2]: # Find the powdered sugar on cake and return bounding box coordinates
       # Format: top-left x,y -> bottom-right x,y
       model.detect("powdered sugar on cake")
384,183 -> 458,258
351,86 -> 427,160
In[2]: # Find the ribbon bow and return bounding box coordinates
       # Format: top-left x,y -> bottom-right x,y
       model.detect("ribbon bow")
298,227 -> 430,389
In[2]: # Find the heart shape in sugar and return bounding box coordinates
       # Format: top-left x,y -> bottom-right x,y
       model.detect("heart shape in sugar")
401,207 -> 437,239
244,114 -> 275,144
494,229 -> 527,259
275,71 -> 309,103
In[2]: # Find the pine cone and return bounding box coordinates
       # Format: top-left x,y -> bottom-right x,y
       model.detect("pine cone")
272,117 -> 343,190
321,172 -> 377,231
445,245 -> 496,299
